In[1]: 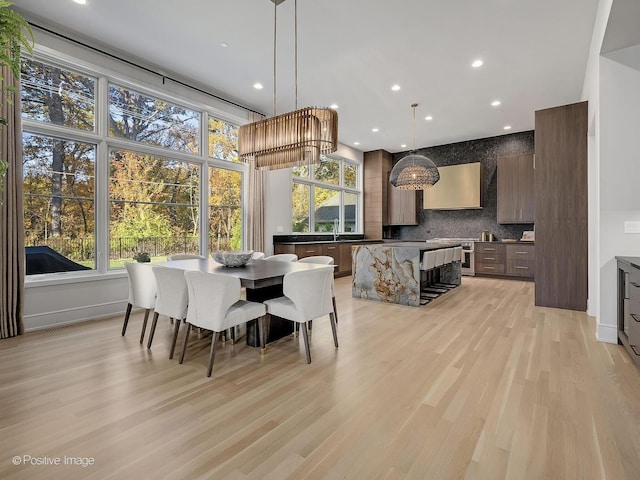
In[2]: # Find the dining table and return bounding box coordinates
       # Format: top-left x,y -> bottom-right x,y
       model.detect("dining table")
155,257 -> 334,346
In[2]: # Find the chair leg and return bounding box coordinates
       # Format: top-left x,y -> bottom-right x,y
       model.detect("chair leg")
147,312 -> 160,349
121,303 -> 132,336
308,320 -> 313,333
230,327 -> 236,344
329,312 -> 339,348
139,308 -> 151,344
332,295 -> 339,324
179,323 -> 192,364
207,332 -> 220,377
169,316 -> 182,359
258,315 -> 266,352
300,323 -> 312,364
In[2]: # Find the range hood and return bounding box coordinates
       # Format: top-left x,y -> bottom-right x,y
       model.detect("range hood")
423,162 -> 483,210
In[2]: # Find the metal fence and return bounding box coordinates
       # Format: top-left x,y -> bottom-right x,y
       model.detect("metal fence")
25,236 -> 237,261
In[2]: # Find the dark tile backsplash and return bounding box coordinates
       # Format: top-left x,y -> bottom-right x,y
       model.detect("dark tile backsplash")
388,131 -> 535,242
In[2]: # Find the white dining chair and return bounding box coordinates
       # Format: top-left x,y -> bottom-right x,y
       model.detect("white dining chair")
298,256 -> 339,324
264,253 -> 298,262
263,266 -> 337,364
149,266 -> 189,358
181,271 -> 267,377
123,262 -> 157,344
252,251 -> 265,260
167,254 -> 206,260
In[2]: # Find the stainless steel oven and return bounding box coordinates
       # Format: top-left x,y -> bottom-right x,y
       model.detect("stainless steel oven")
461,246 -> 475,276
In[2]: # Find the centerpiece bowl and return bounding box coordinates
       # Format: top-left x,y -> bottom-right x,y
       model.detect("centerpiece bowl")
211,250 -> 254,267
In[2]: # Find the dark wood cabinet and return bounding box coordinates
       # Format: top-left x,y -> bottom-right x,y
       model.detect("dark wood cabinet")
506,244 -> 535,277
534,101 -> 588,311
475,242 -> 534,279
475,243 -> 505,275
617,258 -> 640,370
497,154 -> 534,224
387,173 -> 418,225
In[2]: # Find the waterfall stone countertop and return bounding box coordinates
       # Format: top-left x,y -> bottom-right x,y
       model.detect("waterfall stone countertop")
351,242 -> 462,307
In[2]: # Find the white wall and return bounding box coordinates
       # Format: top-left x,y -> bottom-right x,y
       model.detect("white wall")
597,54 -> 640,340
581,0 -> 612,335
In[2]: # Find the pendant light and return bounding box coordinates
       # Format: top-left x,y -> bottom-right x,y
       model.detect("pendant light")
389,103 -> 440,190
238,0 -> 338,170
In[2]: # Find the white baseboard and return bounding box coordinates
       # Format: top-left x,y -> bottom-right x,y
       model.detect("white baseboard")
24,299 -> 127,332
596,322 -> 618,344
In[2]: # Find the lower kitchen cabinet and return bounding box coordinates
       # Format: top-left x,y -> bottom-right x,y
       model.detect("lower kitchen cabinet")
475,242 -> 534,279
617,257 -> 640,370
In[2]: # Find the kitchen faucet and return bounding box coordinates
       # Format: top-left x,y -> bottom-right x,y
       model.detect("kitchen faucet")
333,218 -> 339,241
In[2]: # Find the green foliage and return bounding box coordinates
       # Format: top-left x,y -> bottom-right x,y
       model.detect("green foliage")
0,1 -> 32,198
133,251 -> 150,263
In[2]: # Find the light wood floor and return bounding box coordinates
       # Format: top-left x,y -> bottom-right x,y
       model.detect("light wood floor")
1,276 -> 640,479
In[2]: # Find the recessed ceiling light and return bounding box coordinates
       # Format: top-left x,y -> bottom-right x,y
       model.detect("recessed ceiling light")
353,142 -> 360,146
424,116 -> 433,121
472,59 -> 483,68
220,42 -> 229,48
371,128 -> 379,132
73,0 -> 88,4
491,100 -> 501,107
503,125 -> 512,130
401,144 -> 407,148
253,83 -> 263,90
330,104 -> 338,109
391,84 -> 401,91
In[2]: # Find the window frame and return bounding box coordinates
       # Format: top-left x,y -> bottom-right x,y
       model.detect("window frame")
291,155 -> 361,234
22,46 -> 249,281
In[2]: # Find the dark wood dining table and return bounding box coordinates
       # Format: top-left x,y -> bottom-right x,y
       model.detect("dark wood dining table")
155,258 -> 333,346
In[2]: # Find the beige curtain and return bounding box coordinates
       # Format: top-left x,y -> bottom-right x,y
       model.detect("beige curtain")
245,112 -> 265,253
0,66 -> 25,338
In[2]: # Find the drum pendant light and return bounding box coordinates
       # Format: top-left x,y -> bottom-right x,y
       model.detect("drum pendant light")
238,0 -> 338,170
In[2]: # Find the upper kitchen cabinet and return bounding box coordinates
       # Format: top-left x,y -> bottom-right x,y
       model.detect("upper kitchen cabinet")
497,154 -> 535,224
387,173 -> 417,225
364,149 -> 417,238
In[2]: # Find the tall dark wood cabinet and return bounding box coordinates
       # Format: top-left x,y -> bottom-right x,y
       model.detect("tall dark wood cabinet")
497,154 -> 534,224
534,101 -> 588,311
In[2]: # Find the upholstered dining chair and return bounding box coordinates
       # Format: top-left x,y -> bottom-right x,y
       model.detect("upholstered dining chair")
181,271 -> 267,377
167,254 -> 206,260
252,251 -> 265,260
263,266 -> 337,364
149,266 -> 189,358
123,262 -> 157,344
297,256 -> 339,324
263,253 -> 298,262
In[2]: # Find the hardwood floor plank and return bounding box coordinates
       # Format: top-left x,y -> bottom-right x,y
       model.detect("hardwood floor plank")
1,276 -> 640,479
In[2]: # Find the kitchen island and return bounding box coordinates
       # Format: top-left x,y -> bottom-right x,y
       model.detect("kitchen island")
352,242 -> 461,307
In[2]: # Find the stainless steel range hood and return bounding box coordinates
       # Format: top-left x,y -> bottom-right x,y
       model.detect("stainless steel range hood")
423,162 -> 483,210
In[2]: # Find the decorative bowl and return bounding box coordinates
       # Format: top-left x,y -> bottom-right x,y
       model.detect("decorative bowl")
211,250 -> 254,267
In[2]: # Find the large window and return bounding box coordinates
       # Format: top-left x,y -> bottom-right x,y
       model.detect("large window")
292,155 -> 360,233
21,56 -> 245,275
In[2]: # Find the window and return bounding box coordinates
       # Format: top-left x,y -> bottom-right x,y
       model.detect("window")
108,150 -> 200,268
209,167 -> 242,251
108,84 -> 201,154
292,155 -> 360,233
23,133 -> 96,272
21,56 -> 245,275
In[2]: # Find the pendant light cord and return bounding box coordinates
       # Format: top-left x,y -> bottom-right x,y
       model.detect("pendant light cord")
295,0 -> 298,110
411,103 -> 418,152
273,1 -> 277,116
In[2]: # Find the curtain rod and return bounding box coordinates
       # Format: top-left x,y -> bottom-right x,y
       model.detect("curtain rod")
28,22 -> 264,117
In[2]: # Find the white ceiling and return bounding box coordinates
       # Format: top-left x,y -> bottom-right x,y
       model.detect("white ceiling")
12,0 -> 600,154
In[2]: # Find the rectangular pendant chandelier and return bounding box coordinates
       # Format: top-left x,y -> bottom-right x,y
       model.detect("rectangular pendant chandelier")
238,106 -> 338,170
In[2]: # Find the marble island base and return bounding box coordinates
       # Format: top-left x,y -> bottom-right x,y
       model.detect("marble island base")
352,243 -> 461,307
